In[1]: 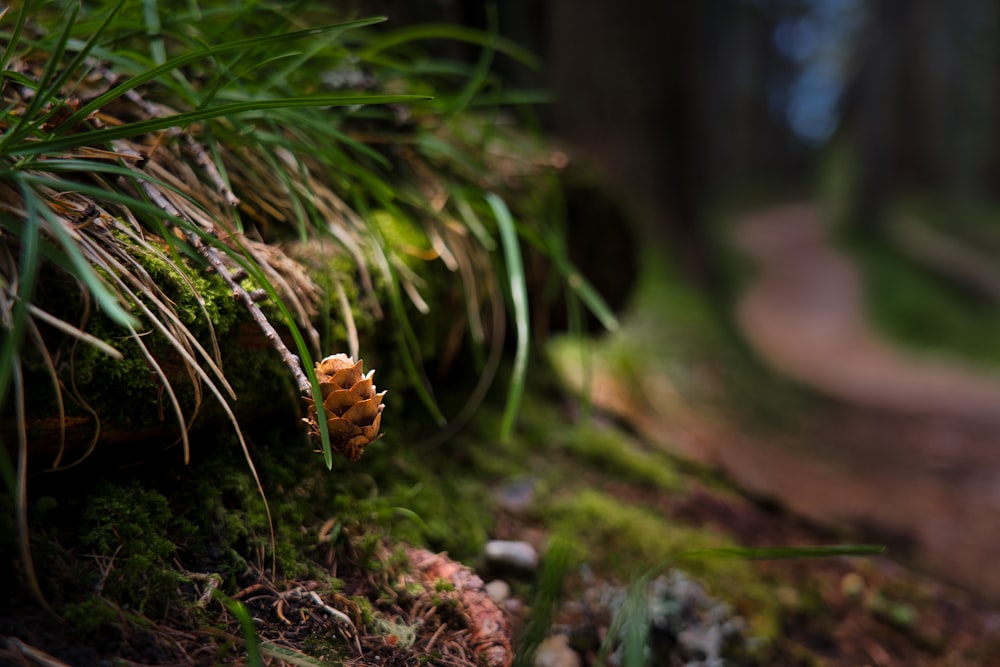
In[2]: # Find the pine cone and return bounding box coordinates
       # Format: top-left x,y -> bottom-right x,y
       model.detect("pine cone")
304,354 -> 386,461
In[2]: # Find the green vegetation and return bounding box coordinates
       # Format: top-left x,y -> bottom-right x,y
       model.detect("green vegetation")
818,145 -> 1000,368
843,197 -> 1000,367
849,235 -> 1000,365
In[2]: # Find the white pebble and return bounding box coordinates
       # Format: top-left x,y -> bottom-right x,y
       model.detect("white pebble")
485,579 -> 511,602
534,634 -> 581,667
484,540 -> 539,571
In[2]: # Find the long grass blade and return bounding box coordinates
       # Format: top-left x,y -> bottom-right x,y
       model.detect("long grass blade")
10,93 -> 431,157
25,306 -> 119,358
211,231 -> 335,467
126,323 -> 192,464
141,0 -> 167,65
25,318 -> 67,469
360,22 -> 540,69
61,17 -> 390,129
1,0 -> 127,150
13,361 -> 52,612
486,193 -> 528,442
0,0 -> 30,75
369,234 -> 446,427
445,5 -> 498,118
0,190 -> 43,411
20,183 -> 136,327
214,592 -> 264,667
14,2 -> 79,130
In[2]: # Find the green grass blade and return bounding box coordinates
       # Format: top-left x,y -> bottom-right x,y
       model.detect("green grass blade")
142,0 -> 167,65
514,537 -> 575,667
0,202 -> 41,424
47,0 -> 127,97
384,264 -> 447,427
537,182 -> 619,332
0,0 -> 31,74
445,6 -> 498,118
61,17 -> 389,129
9,93 -> 431,156
487,193 -> 528,442
15,179 -> 136,327
14,2 -> 79,127
360,22 -> 540,69
2,0 -> 127,150
213,592 -> 263,667
199,230 -> 333,467
551,253 -> 620,333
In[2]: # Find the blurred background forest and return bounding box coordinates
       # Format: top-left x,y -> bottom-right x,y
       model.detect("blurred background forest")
372,0 -> 1000,596
388,0 -> 1000,268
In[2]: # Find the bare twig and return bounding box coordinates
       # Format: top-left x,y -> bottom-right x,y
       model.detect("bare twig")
90,61 -> 239,207
115,158 -> 312,395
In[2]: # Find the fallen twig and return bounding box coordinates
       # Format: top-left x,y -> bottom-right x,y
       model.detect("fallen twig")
113,152 -> 313,395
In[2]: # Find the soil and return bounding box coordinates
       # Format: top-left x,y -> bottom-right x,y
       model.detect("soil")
545,201 -> 1000,664
730,204 -> 1000,598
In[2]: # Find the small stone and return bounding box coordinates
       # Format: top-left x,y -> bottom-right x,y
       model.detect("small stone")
495,479 -> 536,513
534,634 -> 581,667
486,579 -> 511,603
485,540 -> 539,572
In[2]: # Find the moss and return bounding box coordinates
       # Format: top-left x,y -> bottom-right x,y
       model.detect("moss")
548,489 -> 722,576
381,474 -> 493,561
557,422 -> 683,493
78,481 -> 192,616
547,489 -> 782,642
370,209 -> 433,269
60,596 -> 126,637
18,232 -> 245,431
848,227 -> 1000,367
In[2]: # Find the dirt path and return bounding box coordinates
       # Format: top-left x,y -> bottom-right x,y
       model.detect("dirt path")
725,203 -> 1000,598
555,202 -> 1000,600
734,203 -> 1000,422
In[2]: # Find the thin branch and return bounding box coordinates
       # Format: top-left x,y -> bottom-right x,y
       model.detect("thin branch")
115,160 -> 312,395
91,61 -> 239,207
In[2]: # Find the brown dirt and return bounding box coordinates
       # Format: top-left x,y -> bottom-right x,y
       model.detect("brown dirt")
729,204 -> 1000,599
734,204 -> 1000,421
548,201 -> 1000,663
560,203 -> 1000,597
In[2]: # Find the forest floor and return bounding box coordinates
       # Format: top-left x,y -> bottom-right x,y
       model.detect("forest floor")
550,200 -> 1000,664
9,203 -> 1000,666
729,203 -> 1000,598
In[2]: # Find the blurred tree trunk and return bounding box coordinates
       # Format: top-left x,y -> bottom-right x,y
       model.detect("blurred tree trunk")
846,0 -> 1000,232
547,0 -> 711,284
850,0 -> 903,231
546,0 -> 807,287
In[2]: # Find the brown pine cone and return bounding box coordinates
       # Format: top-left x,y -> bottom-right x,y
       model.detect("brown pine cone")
303,354 -> 386,461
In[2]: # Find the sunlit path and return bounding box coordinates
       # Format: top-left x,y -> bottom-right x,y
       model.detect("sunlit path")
555,206 -> 1000,600
735,203 -> 1000,423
